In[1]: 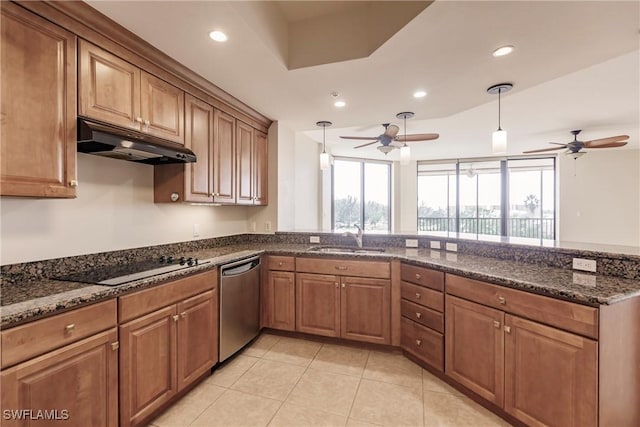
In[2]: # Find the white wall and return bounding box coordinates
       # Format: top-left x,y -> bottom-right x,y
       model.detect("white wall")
1,153 -> 250,265
558,149 -> 640,246
275,123 -> 296,231
293,133 -> 321,230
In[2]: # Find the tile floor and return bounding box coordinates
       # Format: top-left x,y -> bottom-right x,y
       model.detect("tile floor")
148,333 -> 512,427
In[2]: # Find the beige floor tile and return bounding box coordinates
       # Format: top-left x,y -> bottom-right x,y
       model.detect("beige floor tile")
263,336 -> 322,367
363,350 -> 422,390
350,379 -> 424,427
423,391 -> 512,427
269,402 -> 347,427
191,389 -> 282,427
151,380 -> 225,426
231,359 -> 306,400
243,333 -> 283,358
210,355 -> 259,387
309,343 -> 370,377
345,418 -> 383,426
422,369 -> 463,397
286,369 -> 361,416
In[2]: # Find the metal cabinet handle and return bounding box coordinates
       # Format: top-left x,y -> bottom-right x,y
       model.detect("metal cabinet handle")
136,117 -> 143,123
504,325 -> 511,333
498,296 -> 506,305
415,292 -> 421,299
288,278 -> 292,284
335,266 -> 348,271
278,262 -> 283,266
415,273 -> 421,280
335,282 -> 339,288
415,339 -> 422,346
341,283 -> 345,288
180,312 -> 187,318
415,312 -> 422,319
493,320 -> 501,329
64,324 -> 75,334
172,315 -> 179,322
69,180 -> 78,187
111,341 -> 120,351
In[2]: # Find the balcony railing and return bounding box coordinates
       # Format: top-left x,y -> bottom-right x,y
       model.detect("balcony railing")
417,217 -> 555,239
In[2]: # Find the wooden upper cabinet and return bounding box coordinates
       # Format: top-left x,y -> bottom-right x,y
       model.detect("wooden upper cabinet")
140,72 -> 184,144
79,41 -> 184,145
1,3 -> 77,198
212,109 -> 236,204
341,276 -> 391,345
253,130 -> 268,205
79,40 -> 140,130
236,121 -> 254,205
504,314 -> 597,427
183,94 -> 214,203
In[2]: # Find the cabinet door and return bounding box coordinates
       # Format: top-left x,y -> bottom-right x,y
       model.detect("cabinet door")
504,315 -> 597,427
236,121 -> 254,205
445,295 -> 504,407
1,3 -> 77,198
120,306 -> 177,427
79,40 -> 140,130
140,72 -> 184,145
1,328 -> 118,427
296,273 -> 340,337
265,271 -> 295,331
177,290 -> 218,391
341,276 -> 390,344
184,95 -> 214,203
253,130 -> 268,205
212,109 -> 236,204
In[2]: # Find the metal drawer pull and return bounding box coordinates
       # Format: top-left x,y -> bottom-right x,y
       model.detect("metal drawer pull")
335,266 -> 348,270
341,283 -> 345,288
415,273 -> 421,280
172,315 -> 179,322
69,180 -> 78,187
278,262 -> 283,266
415,339 -> 422,346
180,312 -> 187,318
64,324 -> 75,334
415,312 -> 422,319
504,325 -> 511,333
493,320 -> 500,328
415,292 -> 421,299
498,296 -> 506,305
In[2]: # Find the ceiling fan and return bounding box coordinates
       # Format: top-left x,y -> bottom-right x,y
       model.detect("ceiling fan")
523,130 -> 629,158
339,112 -> 439,154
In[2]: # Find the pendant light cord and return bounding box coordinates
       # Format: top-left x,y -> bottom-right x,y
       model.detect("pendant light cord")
497,88 -> 502,131
322,124 -> 326,153
403,115 -> 407,147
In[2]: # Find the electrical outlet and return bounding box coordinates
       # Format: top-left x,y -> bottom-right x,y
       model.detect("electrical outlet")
405,239 -> 418,248
264,221 -> 272,232
573,272 -> 597,287
310,236 -> 320,243
430,241 -> 441,249
572,258 -> 597,273
193,223 -> 200,237
446,242 -> 458,252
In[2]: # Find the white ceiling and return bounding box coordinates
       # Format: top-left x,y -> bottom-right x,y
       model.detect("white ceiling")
87,1 -> 640,160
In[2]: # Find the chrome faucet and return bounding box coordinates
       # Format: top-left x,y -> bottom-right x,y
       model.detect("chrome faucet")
345,224 -> 363,248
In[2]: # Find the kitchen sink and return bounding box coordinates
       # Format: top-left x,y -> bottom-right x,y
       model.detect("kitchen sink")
307,246 -> 386,254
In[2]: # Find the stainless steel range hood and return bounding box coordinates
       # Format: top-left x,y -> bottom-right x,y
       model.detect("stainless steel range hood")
77,118 -> 196,164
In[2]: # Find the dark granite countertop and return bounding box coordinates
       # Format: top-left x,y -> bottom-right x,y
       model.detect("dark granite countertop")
2,243 -> 640,329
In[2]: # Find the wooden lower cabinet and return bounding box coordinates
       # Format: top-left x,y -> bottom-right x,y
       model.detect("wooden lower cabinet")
119,289 -> 217,427
296,272 -> 391,344
264,270 -> 296,331
1,328 -> 119,427
504,314 -> 597,427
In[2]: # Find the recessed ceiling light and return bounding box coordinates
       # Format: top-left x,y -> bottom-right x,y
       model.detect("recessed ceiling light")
493,45 -> 514,57
334,100 -> 346,108
413,90 -> 427,98
209,31 -> 227,42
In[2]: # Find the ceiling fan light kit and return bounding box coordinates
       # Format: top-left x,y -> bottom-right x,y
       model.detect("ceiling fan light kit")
397,112 -> 414,165
316,120 -> 332,170
487,83 -> 513,154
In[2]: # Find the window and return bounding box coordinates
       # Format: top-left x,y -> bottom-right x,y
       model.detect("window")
417,157 -> 556,240
332,158 -> 391,232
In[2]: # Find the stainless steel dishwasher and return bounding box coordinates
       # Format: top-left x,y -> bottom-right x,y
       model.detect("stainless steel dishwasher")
219,256 -> 261,362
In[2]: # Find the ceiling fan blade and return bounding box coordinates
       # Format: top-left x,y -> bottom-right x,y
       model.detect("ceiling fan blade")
583,135 -> 629,147
354,141 -> 379,149
523,146 -> 567,154
384,125 -> 399,138
395,133 -> 440,142
549,142 -> 567,146
339,136 -> 379,141
585,141 -> 628,149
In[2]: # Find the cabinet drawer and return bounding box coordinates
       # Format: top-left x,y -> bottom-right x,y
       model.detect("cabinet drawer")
266,255 -> 295,271
401,281 -> 443,312
401,317 -> 443,371
401,299 -> 444,333
1,299 -> 117,368
296,257 -> 389,279
446,274 -> 598,339
401,264 -> 444,291
119,269 -> 217,323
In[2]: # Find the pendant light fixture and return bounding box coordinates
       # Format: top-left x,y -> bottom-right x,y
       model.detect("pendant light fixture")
487,83 -> 513,154
317,120 -> 332,170
396,111 -> 414,165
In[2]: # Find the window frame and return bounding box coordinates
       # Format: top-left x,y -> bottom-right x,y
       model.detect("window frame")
331,156 -> 392,233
